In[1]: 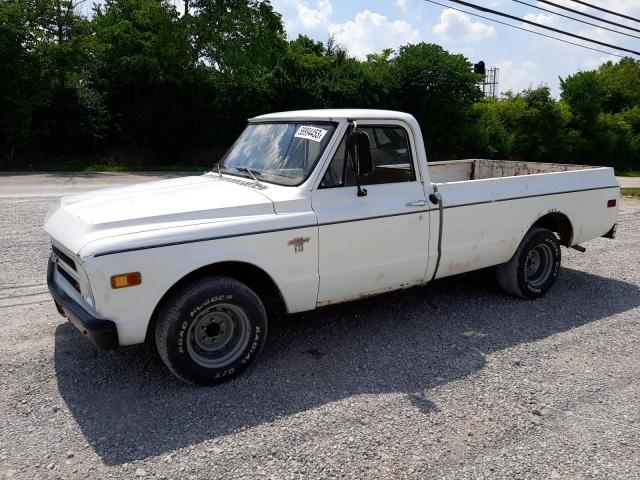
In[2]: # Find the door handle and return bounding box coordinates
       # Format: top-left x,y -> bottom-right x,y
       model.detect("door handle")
406,200 -> 427,207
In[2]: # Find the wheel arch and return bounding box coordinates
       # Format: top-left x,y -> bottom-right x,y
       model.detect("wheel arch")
531,211 -> 574,246
145,261 -> 287,342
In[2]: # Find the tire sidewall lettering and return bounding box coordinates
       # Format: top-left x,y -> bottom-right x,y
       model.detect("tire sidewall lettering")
157,277 -> 268,385
167,286 -> 266,383
520,232 -> 560,298
240,326 -> 262,365
189,295 -> 233,318
178,320 -> 189,354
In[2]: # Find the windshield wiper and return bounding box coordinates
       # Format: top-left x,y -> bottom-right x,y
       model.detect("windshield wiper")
259,168 -> 299,179
235,167 -> 264,188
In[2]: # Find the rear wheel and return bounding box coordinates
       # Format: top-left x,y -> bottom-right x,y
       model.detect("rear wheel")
496,227 -> 561,299
155,276 -> 267,385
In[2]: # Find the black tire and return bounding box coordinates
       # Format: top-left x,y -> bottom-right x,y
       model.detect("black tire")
155,276 -> 267,385
496,227 -> 561,299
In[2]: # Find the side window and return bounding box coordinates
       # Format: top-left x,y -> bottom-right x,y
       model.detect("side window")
320,125 -> 415,188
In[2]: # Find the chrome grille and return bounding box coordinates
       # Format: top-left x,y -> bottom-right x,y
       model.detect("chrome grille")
51,245 -> 81,293
52,245 -> 76,272
56,264 -> 80,292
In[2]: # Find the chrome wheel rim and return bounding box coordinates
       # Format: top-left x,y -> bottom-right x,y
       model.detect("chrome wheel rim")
186,303 -> 251,368
525,244 -> 554,288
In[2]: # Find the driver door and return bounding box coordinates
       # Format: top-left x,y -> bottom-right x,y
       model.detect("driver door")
311,124 -> 430,306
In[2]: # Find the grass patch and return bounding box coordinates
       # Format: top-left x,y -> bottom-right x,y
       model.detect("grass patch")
616,170 -> 640,177
622,188 -> 640,198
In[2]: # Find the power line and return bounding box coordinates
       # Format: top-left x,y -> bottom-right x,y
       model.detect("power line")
423,0 -> 625,59
568,0 -> 640,24
512,0 -> 640,41
537,0 -> 640,34
443,0 -> 640,56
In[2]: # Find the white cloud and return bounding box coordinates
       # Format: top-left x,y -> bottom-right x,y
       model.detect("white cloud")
329,10 -> 421,59
523,12 -> 558,26
283,0 -> 333,32
294,0 -> 333,30
395,0 -> 411,12
274,1 -> 424,59
494,60 -> 541,95
432,9 -> 496,42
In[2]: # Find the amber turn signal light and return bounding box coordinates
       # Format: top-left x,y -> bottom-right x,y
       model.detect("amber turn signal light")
110,272 -> 142,289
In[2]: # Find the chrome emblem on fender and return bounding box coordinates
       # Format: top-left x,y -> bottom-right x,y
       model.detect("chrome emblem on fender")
288,237 -> 310,253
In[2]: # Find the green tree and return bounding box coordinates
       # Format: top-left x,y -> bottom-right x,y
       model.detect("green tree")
0,0 -> 104,158
271,35 -> 390,115
191,0 -> 286,75
516,87 -> 571,161
91,0 -> 212,156
0,0 -> 42,157
598,57 -> 640,113
38,0 -> 108,152
560,70 -> 604,129
189,0 -> 287,146
467,87 -> 572,163
389,43 -> 483,159
559,58 -> 640,168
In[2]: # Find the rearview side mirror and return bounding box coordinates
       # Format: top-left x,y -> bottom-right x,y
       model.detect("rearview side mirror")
352,131 -> 374,177
347,130 -> 373,197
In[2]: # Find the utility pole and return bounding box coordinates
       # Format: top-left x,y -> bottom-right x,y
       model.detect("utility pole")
482,67 -> 499,98
474,61 -> 499,99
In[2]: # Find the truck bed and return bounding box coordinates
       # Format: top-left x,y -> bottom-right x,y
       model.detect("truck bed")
427,158 -> 619,280
429,159 -> 598,183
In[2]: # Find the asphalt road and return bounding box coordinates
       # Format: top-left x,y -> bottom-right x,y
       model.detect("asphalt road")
618,176 -> 640,188
0,172 -> 190,197
1,174 -> 639,479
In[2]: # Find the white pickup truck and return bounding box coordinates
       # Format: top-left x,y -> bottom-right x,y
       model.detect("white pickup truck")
45,109 -> 619,384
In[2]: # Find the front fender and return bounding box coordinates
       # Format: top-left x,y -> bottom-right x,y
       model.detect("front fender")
83,226 -> 319,346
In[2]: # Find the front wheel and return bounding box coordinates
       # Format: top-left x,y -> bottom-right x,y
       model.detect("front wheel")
155,276 -> 267,385
496,227 -> 561,299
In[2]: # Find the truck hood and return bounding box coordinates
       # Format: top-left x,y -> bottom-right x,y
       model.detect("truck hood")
44,175 -> 275,255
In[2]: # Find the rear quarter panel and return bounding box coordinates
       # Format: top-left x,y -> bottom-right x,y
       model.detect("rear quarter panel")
429,167 -> 619,280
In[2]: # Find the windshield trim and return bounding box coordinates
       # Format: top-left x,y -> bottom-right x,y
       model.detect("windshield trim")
219,121 -> 339,187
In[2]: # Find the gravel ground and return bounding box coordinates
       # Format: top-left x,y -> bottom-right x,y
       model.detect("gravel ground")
0,191 -> 639,480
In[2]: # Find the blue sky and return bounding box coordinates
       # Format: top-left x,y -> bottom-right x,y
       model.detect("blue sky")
268,0 -> 640,96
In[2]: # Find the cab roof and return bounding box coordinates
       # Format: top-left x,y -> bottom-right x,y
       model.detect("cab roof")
250,109 -> 417,124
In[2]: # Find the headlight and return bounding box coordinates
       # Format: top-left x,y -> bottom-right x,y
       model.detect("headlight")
75,262 -> 95,308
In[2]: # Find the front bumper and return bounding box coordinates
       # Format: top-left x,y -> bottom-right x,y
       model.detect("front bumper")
47,256 -> 119,349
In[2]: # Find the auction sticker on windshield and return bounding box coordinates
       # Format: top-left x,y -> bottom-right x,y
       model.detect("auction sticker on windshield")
294,126 -> 328,143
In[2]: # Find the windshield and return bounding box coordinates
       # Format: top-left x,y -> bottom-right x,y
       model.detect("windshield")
219,122 -> 337,186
